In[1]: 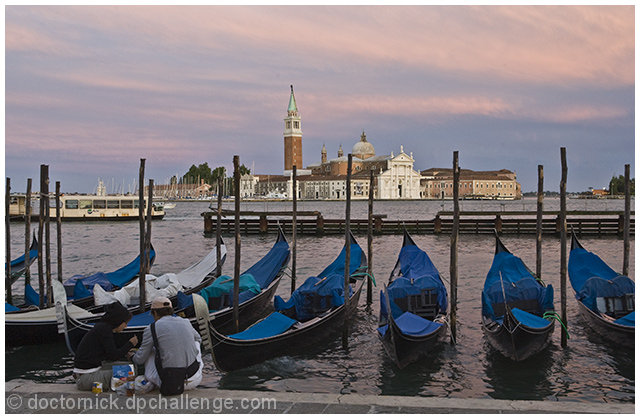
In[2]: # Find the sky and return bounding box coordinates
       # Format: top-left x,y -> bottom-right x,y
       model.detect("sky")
4,5 -> 635,194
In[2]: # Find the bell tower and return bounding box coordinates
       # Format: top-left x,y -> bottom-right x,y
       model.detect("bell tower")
283,85 -> 303,171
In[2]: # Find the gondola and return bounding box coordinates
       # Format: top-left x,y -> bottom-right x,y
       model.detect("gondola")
481,233 -> 555,361
6,232 -> 38,285
199,231 -> 366,372
61,227 -> 290,352
7,241 -> 225,347
568,231 -> 634,348
378,230 -> 448,368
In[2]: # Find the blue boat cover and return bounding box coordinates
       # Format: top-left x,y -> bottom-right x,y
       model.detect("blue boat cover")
64,248 -> 156,299
25,283 -> 43,306
569,247 -> 635,314
380,244 -> 447,320
482,250 -> 553,322
5,302 -> 20,312
577,275 -> 634,313
614,311 -> 635,327
228,312 -> 297,340
243,240 -> 290,288
569,247 -> 620,294
510,307 -> 551,329
317,244 -> 363,279
176,291 -> 194,310
393,311 -> 442,336
9,249 -> 38,268
274,242 -> 362,322
274,273 -> 353,322
127,310 -> 155,327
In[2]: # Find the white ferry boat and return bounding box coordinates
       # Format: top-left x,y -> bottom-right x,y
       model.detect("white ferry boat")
9,180 -> 165,221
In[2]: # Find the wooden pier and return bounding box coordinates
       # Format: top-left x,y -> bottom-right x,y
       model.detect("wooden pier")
202,210 -> 635,236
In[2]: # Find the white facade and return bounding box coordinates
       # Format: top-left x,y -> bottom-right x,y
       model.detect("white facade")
375,147 -> 422,199
239,174 -> 259,198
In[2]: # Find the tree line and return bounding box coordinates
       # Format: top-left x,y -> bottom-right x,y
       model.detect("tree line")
171,162 -> 251,186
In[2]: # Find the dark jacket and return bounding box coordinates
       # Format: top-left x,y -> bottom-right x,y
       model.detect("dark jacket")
74,321 -> 133,369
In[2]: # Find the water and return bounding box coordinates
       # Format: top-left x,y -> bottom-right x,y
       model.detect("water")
5,198 -> 635,403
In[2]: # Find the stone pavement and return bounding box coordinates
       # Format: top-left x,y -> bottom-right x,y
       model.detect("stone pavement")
5,380 -> 634,414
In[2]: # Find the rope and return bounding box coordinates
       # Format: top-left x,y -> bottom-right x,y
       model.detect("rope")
543,311 -> 570,340
351,271 -> 376,287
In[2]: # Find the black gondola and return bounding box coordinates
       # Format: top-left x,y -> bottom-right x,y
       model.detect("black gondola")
60,228 -> 290,352
481,233 -> 555,361
377,230 -> 448,368
569,231 -> 634,348
199,231 -> 366,372
7,241 -> 226,347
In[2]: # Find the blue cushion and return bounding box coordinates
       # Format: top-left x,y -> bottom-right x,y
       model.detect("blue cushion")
614,311 -> 635,327
511,307 -> 551,329
228,312 -> 296,340
5,303 -> 20,312
394,311 -> 442,336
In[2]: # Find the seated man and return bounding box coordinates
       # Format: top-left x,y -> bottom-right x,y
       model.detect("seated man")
131,297 -> 203,394
73,302 -> 138,391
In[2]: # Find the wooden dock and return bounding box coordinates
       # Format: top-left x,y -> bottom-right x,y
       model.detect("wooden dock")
202,210 -> 635,236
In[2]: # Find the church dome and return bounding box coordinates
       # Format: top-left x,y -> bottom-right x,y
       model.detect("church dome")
352,131 -> 375,158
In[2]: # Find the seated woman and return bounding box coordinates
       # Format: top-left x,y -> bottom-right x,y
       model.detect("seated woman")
72,302 -> 138,391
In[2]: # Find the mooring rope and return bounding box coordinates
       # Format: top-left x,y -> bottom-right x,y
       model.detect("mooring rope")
351,270 -> 376,287
543,310 -> 570,340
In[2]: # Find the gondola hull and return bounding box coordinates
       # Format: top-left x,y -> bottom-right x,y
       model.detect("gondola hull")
481,310 -> 554,362
209,277 -> 365,372
576,300 -> 634,349
6,317 -> 62,346
379,316 -> 446,369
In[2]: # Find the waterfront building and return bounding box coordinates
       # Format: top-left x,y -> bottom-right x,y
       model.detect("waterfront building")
421,168 -> 522,199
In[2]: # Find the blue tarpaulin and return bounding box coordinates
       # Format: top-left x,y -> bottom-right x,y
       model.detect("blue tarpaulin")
228,312 -> 297,340
614,311 -> 635,327
274,273 -> 352,322
577,275 -> 634,313
569,246 -> 635,317
380,244 -> 447,320
9,248 -> 38,269
481,250 -> 553,322
5,303 -> 20,312
569,247 -> 620,294
63,248 -> 156,299
274,242 -> 362,322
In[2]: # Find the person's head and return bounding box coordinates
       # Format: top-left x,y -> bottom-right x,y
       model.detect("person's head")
102,302 -> 132,332
151,296 -> 173,320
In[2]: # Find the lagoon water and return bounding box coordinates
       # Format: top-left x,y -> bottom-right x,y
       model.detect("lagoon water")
5,198 -> 635,403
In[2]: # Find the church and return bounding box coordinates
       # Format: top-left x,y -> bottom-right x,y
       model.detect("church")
275,86 -> 422,200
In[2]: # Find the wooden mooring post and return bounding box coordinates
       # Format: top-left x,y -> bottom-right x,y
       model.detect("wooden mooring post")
233,156 -> 241,333
450,151 -> 459,344
44,168 -> 52,306
216,177 -> 223,278
623,164 -> 630,276
342,154 -> 353,350
37,165 -> 46,308
291,165 -> 297,294
5,177 -> 12,305
138,159 -> 146,309
25,178 -> 32,288
56,181 -> 63,283
536,165 -> 543,279
560,147 -> 568,348
367,169 -> 374,306
143,179 -> 154,308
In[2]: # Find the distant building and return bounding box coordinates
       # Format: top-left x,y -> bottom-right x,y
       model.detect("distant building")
590,188 -> 609,197
421,168 -> 521,199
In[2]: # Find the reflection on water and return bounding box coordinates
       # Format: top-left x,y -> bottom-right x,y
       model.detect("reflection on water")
5,200 -> 635,402
483,341 -> 556,400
